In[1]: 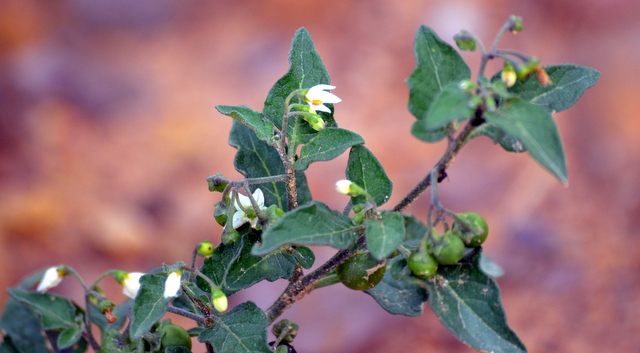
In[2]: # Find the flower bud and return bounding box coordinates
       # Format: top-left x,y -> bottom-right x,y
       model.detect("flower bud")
206,173 -> 229,193
114,271 -> 145,299
212,288 -> 228,312
305,114 -> 325,131
36,266 -> 67,293
453,30 -> 477,51
507,15 -> 523,34
501,62 -> 517,87
335,180 -> 366,196
197,240 -> 214,258
163,271 -> 182,298
458,79 -> 477,92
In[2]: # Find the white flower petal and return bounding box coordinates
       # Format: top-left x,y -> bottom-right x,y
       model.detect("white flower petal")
252,188 -> 265,208
232,210 -> 250,229
335,180 -> 353,195
163,271 -> 182,298
37,266 -> 64,293
310,103 -> 332,113
122,272 -> 144,299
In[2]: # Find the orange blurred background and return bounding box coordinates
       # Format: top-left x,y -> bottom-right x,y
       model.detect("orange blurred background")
1,1 -> 639,352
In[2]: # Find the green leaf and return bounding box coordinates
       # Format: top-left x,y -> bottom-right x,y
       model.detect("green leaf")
200,229 -> 298,294
294,128 -> 364,171
229,121 -> 312,209
403,215 -> 428,249
365,212 -> 405,260
474,124 -> 526,153
484,99 -> 567,183
422,82 -> 474,130
410,123 -> 452,143
0,298 -> 50,353
346,145 -> 393,206
129,273 -> 172,339
262,28 -> 335,145
509,64 -> 599,113
217,105 -> 275,142
292,246 -> 315,269
426,250 -> 527,353
7,289 -> 77,330
252,201 -> 361,255
365,257 -> 428,316
57,326 -> 83,349
198,302 -> 271,353
407,25 -> 471,121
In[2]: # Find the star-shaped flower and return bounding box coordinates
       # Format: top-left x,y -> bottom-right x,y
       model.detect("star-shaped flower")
304,84 -> 341,114
232,188 -> 267,229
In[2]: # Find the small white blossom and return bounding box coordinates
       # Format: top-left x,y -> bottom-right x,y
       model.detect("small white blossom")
37,266 -> 65,293
304,84 -> 341,114
232,188 -> 267,229
335,180 -> 354,195
163,271 -> 182,298
121,272 -> 144,299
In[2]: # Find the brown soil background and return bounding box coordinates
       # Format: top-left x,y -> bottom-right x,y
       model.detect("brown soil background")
1,1 -> 639,352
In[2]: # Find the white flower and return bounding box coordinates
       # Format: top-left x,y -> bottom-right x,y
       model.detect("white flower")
232,188 -> 267,229
335,180 -> 354,195
121,272 -> 145,299
304,84 -> 341,114
163,271 -> 182,298
37,266 -> 66,293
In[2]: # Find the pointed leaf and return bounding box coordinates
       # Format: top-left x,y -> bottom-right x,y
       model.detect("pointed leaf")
229,121 -> 312,209
426,250 -> 527,353
407,25 -> 471,121
217,105 -> 275,142
252,201 -> 361,255
365,212 -> 405,260
365,257 -> 428,316
129,273 -> 171,339
200,229 -> 298,294
403,215 -> 428,249
509,64 -> 599,112
262,28 -> 336,145
57,326 -> 83,349
484,99 -> 567,183
294,128 -> 364,170
422,82 -> 474,130
7,289 -> 77,330
346,145 -> 393,206
0,299 -> 51,353
198,302 -> 271,353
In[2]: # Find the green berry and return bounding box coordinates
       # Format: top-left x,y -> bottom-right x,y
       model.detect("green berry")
407,252 -> 438,279
453,212 -> 489,247
336,252 -> 386,291
433,231 -> 466,265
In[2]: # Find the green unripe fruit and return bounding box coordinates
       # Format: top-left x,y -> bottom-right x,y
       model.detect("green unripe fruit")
336,252 -> 386,291
197,240 -> 214,257
453,212 -> 489,247
160,324 -> 192,350
408,252 -> 438,279
433,231 -> 466,265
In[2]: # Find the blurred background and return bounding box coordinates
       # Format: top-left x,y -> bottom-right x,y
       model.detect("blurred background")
1,0 -> 639,352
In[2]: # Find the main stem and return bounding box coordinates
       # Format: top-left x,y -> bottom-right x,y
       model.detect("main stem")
392,118 -> 479,213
